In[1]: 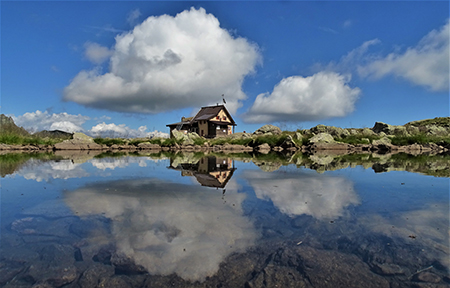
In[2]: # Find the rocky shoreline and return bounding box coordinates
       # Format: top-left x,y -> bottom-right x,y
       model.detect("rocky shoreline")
1,118 -> 449,155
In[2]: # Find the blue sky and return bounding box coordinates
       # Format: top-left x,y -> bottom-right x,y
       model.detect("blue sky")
1,1 -> 449,137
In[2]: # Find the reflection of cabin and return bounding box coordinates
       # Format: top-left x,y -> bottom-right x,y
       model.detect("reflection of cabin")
168,156 -> 236,188
166,105 -> 236,138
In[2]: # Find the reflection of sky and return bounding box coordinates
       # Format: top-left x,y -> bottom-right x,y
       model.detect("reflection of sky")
15,159 -> 89,181
64,178 -> 257,281
243,169 -> 360,219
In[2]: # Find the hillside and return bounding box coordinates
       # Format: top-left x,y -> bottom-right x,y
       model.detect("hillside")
0,114 -> 30,136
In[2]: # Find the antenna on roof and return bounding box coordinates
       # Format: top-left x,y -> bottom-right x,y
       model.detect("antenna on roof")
222,94 -> 226,104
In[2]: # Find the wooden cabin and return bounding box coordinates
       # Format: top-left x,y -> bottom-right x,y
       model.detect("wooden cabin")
167,105 -> 236,138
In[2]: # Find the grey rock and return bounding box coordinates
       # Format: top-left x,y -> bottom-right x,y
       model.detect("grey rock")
254,124 -> 282,135
309,133 -> 335,144
372,263 -> 405,275
415,271 -> 441,283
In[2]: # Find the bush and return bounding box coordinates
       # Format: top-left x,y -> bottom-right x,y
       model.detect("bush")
0,133 -> 59,145
94,138 -> 126,146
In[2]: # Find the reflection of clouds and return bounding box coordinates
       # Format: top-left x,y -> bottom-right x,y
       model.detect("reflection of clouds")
17,159 -> 89,181
90,158 -> 130,170
244,170 -> 359,219
361,203 -> 449,271
89,157 -> 161,170
64,178 -> 257,281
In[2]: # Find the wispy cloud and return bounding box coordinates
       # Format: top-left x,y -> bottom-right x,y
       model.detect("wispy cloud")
358,19 -> 449,92
127,8 -> 141,25
84,41 -> 113,64
319,26 -> 339,34
343,19 -> 352,29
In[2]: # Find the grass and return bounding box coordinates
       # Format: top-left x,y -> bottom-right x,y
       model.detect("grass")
335,135 -> 381,145
93,138 -> 127,146
0,133 -> 62,146
390,133 -> 450,146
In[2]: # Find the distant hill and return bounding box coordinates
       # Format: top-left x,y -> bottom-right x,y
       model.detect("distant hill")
33,130 -> 73,140
0,114 -> 30,136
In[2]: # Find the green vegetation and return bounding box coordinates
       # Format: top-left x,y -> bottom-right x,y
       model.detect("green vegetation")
0,152 -> 62,177
93,138 -> 126,146
336,135 -> 381,145
0,133 -> 62,146
405,117 -> 450,127
390,133 -> 450,146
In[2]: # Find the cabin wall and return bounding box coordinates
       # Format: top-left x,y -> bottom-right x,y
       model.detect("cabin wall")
198,120 -> 208,137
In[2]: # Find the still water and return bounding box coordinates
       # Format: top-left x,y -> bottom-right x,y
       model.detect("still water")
1,152 -> 449,287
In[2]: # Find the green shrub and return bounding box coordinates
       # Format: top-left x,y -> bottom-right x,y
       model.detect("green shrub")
193,138 -> 206,146
0,133 -> 59,145
94,138 -> 126,146
390,133 -> 450,146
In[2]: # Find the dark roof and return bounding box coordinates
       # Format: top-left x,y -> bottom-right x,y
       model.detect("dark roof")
192,105 -> 235,125
194,169 -> 236,188
166,121 -> 191,127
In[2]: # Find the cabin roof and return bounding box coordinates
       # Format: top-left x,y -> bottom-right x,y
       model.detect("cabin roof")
192,105 -> 236,124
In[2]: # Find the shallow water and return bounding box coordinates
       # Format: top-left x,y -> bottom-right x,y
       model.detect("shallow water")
1,152 -> 449,287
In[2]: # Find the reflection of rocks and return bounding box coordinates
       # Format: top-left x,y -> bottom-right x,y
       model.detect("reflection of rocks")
64,178 -> 257,281
245,170 -> 359,219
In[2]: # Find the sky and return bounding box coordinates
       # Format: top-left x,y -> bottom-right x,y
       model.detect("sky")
1,1 -> 449,138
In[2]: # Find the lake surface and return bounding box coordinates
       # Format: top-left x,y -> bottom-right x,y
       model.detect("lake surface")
1,151 -> 449,287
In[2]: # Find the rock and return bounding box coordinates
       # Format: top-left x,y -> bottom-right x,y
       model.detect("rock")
372,263 -> 405,275
272,146 -> 283,152
254,124 -> 282,135
72,132 -> 94,143
78,263 -> 115,288
280,135 -> 299,149
222,144 -> 253,152
311,125 -> 350,138
426,125 -> 448,136
256,143 -> 271,153
309,133 -> 335,144
54,133 -> 102,150
414,271 -> 442,283
137,142 -> 161,150
372,137 -> 392,146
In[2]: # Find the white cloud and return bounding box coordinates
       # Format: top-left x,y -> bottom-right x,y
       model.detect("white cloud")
244,170 -> 360,220
358,19 -> 449,92
84,42 -> 113,64
13,110 -> 89,133
64,178 -> 257,281
64,7 -> 260,115
127,9 -> 141,25
89,122 -> 169,138
243,71 -> 361,123
16,159 -> 89,181
343,19 -> 352,28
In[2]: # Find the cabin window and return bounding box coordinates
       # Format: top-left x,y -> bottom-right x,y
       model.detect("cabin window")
216,116 -> 219,120
216,126 -> 220,130
223,116 -> 227,120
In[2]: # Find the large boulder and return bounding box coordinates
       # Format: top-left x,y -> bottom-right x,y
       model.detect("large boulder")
54,133 -> 102,150
310,125 -> 350,138
254,125 -> 282,135
372,122 -> 409,136
308,133 -> 335,144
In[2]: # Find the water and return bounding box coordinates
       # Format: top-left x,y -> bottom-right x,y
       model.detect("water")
1,151 -> 449,287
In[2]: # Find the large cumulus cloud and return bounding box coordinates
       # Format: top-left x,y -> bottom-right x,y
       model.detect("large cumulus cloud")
243,170 -> 360,220
64,178 -> 258,281
64,7 -> 260,114
243,71 -> 361,123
